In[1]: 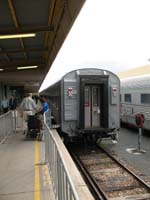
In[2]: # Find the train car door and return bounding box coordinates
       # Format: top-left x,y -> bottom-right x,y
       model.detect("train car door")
84,86 -> 91,128
92,86 -> 100,127
84,85 -> 100,128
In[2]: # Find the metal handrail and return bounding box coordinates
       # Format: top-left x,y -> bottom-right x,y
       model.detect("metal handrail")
44,111 -> 94,200
0,111 -> 13,143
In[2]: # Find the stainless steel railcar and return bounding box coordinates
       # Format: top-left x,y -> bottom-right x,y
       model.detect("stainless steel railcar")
43,68 -> 120,141
120,75 -> 150,131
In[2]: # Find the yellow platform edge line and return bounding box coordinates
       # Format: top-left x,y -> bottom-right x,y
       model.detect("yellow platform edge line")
34,140 -> 40,200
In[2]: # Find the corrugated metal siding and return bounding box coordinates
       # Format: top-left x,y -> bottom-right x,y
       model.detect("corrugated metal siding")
121,103 -> 150,122
108,75 -> 120,129
63,80 -> 78,121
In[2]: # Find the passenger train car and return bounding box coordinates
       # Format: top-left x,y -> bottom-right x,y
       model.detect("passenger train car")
120,75 -> 150,131
42,68 -> 120,142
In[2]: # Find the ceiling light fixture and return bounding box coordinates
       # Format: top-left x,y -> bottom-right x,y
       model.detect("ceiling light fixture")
17,66 -> 38,70
0,68 -> 4,71
0,33 -> 36,39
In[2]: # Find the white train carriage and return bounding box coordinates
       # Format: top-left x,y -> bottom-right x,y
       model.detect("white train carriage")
42,68 -> 120,141
120,75 -> 150,130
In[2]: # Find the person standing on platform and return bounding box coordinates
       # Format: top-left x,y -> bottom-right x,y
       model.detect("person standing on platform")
38,96 -> 49,128
9,95 -> 18,132
9,95 -> 17,110
39,96 -> 49,115
1,96 -> 9,113
19,93 -> 38,133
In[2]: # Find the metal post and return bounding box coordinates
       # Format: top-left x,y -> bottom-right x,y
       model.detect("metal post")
14,110 -> 17,134
128,126 -> 146,154
127,113 -> 146,154
138,127 -> 142,151
4,115 -> 6,138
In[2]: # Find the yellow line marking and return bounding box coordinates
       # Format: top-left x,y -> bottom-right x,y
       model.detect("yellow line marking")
34,140 -> 40,200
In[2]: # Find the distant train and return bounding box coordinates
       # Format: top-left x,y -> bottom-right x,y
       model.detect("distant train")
120,75 -> 150,130
42,68 -> 120,142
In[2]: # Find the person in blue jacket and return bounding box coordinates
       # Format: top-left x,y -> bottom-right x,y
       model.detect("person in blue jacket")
39,96 -> 49,114
38,96 -> 49,133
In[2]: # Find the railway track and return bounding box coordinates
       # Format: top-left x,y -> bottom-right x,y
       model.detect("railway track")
70,144 -> 150,200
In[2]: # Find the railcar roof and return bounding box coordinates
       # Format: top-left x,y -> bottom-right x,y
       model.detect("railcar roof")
121,74 -> 150,90
42,67 -> 120,93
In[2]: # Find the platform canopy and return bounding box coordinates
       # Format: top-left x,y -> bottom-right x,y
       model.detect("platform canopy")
0,0 -> 85,92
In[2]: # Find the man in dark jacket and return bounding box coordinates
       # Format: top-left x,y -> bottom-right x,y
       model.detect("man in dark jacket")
9,95 -> 17,110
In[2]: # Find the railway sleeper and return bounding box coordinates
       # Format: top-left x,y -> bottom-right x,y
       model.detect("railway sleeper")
82,158 -> 114,166
109,193 -> 150,200
95,175 -> 135,183
103,184 -> 144,192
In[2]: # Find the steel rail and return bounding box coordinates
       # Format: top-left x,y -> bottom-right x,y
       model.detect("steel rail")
98,145 -> 150,191
69,143 -> 150,200
70,150 -> 109,200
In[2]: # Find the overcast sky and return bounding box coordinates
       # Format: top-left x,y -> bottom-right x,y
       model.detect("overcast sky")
39,0 -> 150,92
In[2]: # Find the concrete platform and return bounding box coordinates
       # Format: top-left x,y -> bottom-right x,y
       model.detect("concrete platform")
0,132 -> 55,200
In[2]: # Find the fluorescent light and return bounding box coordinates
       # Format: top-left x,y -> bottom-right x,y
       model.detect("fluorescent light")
17,66 -> 38,70
0,33 -> 36,39
0,69 -> 4,71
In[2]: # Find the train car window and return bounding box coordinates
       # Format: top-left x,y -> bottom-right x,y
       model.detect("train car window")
93,87 -> 98,106
141,94 -> 150,104
125,94 -> 131,103
84,88 -> 89,106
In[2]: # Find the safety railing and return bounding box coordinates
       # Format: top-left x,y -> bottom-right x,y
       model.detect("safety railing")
44,111 -> 94,200
15,110 -> 24,132
0,111 -> 14,143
